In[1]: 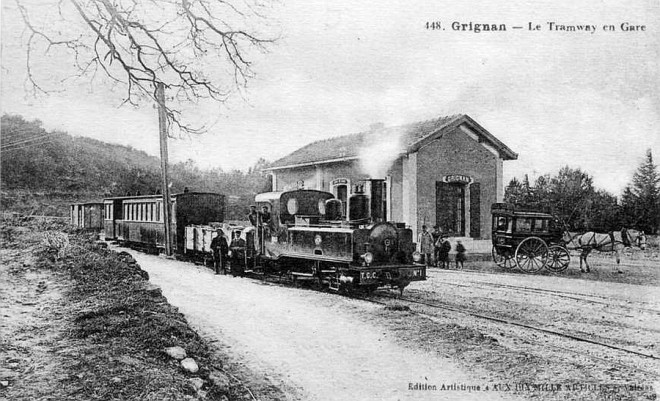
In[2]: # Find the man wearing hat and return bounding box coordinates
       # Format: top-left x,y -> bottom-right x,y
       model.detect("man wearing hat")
417,225 -> 434,267
431,225 -> 442,266
247,205 -> 259,226
210,228 -> 229,275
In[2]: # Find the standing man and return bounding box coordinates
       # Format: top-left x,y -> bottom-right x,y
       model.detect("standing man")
230,231 -> 246,277
247,205 -> 259,226
418,225 -> 434,267
437,234 -> 452,269
260,205 -> 271,226
211,228 -> 229,275
455,240 -> 466,269
431,225 -> 442,267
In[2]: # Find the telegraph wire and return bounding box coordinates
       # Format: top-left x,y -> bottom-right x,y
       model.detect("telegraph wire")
0,138 -> 59,152
1,131 -> 65,149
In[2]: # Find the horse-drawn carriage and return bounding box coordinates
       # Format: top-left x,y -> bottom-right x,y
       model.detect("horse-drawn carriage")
491,203 -> 571,273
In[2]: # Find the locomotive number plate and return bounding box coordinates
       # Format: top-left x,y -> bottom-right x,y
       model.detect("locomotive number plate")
400,268 -> 425,279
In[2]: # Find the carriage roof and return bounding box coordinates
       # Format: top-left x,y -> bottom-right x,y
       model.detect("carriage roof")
491,203 -> 555,219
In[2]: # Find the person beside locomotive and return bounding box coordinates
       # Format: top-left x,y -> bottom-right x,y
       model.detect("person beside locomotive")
260,205 -> 271,226
436,234 -> 451,269
431,225 -> 442,266
247,205 -> 259,226
417,225 -> 434,267
210,229 -> 229,275
455,240 -> 466,269
229,231 -> 246,277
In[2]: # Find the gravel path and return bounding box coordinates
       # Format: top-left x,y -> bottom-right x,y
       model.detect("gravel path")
125,248 -> 512,401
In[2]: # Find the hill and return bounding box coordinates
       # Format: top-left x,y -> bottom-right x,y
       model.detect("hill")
1,114 -> 271,218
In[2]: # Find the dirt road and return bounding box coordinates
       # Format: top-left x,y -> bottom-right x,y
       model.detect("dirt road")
124,248 -> 511,401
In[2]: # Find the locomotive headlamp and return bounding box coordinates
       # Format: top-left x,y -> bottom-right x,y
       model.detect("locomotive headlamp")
314,234 -> 322,246
362,252 -> 374,265
412,251 -> 422,263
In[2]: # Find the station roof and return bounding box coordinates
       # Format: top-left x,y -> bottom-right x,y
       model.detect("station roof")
265,114 -> 517,171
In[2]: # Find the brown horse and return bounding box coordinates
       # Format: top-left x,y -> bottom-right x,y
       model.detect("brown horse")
563,229 -> 647,273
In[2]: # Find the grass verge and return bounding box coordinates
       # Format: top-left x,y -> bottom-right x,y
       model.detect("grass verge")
1,215 -> 254,400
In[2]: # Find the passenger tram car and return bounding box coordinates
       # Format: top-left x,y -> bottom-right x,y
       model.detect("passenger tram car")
242,179 -> 426,293
70,201 -> 104,231
491,203 -> 570,273
103,192 -> 225,253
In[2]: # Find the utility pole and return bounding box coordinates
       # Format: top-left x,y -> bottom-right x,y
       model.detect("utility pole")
156,82 -> 173,256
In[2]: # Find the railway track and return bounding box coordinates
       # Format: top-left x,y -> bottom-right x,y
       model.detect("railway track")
237,267 -> 660,374
362,291 -> 660,377
427,269 -> 660,316
155,248 -> 660,381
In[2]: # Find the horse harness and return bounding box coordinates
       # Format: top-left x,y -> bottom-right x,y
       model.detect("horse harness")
578,229 -> 630,252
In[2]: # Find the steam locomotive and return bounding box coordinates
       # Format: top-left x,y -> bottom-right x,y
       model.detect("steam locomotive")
240,179 -> 426,293
99,179 -> 426,293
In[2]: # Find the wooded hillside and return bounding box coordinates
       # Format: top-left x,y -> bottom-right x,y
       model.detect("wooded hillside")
1,115 -> 271,218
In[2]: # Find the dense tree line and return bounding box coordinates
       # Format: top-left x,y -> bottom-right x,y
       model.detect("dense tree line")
1,114 -> 271,219
504,150 -> 660,234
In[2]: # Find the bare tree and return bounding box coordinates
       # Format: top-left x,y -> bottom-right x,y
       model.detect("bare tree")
13,0 -> 276,135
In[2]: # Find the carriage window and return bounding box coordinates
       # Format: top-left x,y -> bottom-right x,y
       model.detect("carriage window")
318,199 -> 326,215
494,216 -> 510,231
517,218 -> 532,232
534,219 -> 548,232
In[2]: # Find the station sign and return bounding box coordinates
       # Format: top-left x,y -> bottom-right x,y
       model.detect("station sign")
331,178 -> 349,186
443,174 -> 473,184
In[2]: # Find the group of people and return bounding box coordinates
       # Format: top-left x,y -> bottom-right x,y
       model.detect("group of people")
210,205 -> 272,276
418,225 -> 466,269
210,228 -> 247,276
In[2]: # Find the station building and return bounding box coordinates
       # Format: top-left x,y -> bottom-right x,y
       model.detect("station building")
264,114 -> 517,243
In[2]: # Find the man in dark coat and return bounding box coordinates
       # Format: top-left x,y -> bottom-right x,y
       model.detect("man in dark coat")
455,240 -> 466,269
247,205 -> 259,226
436,234 -> 451,269
230,231 -> 246,277
211,229 -> 229,275
260,206 -> 271,226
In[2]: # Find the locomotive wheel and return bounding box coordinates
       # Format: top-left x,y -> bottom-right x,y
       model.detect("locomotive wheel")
515,237 -> 548,273
546,245 -> 570,272
492,247 -> 516,269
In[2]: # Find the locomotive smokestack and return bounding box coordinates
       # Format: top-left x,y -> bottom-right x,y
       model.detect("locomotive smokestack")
367,179 -> 385,223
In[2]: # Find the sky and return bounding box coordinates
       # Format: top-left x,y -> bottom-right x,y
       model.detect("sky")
1,0 -> 659,196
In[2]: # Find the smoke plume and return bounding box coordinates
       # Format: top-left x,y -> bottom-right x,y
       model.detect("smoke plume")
358,126 -> 405,178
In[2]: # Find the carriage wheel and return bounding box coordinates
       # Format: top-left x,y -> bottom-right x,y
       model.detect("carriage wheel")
515,237 -> 548,273
492,247 -> 517,269
546,245 -> 570,272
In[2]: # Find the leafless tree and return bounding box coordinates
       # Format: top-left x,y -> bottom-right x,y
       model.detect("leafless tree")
13,0 -> 276,135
